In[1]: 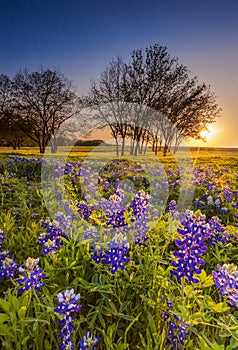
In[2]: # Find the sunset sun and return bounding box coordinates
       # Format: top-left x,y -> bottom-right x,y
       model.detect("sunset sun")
200,125 -> 218,142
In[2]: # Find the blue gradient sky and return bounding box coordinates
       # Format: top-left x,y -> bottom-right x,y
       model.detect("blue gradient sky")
0,0 -> 237,147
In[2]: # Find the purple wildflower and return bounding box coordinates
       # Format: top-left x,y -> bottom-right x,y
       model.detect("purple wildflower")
163,300 -> 190,349
0,230 -> 5,250
0,250 -> 19,279
17,257 -> 46,293
212,264 -> 238,307
54,289 -> 81,350
207,216 -> 230,245
78,203 -> 94,221
37,222 -> 68,256
170,211 -> 209,283
79,331 -> 100,350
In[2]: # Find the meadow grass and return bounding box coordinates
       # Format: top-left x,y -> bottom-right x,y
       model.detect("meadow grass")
0,146 -> 238,349
1,145 -> 238,163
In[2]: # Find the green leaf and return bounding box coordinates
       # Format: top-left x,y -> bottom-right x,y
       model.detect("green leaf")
0,299 -> 11,313
119,301 -> 130,313
98,313 -> 106,328
0,324 -> 14,337
21,336 -> 30,345
202,275 -> 214,288
199,269 -> 207,282
147,311 -> 156,337
198,336 -> 210,350
230,336 -> 238,349
116,313 -> 134,321
11,295 -> 20,311
106,299 -> 118,313
212,302 -> 230,313
0,313 -> 10,323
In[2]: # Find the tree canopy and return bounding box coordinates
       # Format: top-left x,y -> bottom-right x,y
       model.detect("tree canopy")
89,44 -> 221,155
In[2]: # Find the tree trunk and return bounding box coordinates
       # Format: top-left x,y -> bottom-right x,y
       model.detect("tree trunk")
115,138 -> 119,156
155,136 -> 158,155
134,140 -> 140,156
12,140 -> 17,150
144,140 -> 148,154
163,144 -> 168,156
39,140 -> 46,153
17,138 -> 21,149
51,134 -> 58,153
159,139 -> 162,152
130,138 -> 135,155
121,137 -> 125,156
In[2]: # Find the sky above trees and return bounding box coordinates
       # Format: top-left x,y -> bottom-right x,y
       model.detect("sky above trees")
0,0 -> 237,147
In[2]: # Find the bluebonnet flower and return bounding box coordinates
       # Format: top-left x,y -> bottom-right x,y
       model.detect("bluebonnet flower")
91,246 -> 105,264
103,180 -> 110,191
167,200 -> 179,220
212,264 -> 238,307
91,233 -> 130,273
0,250 -> 19,279
207,195 -> 214,206
37,221 -> 68,256
30,213 -> 40,220
79,331 -> 100,350
130,190 -> 150,219
202,193 -> 209,200
84,228 -> 99,244
207,181 -> 217,192
78,203 -> 94,221
17,257 -> 46,293
102,188 -> 127,228
167,200 -> 178,213
130,190 -> 151,244
207,216 -> 230,245
91,244 -> 130,274
54,289 -> 81,350
54,212 -> 73,236
12,211 -> 20,220
103,246 -> 130,273
170,211 -> 209,283
223,185 -> 233,202
60,199 -> 77,218
215,196 -> 222,208
194,199 -> 206,208
163,299 -> 190,349
220,207 -> 228,214
54,289 -> 81,314
232,199 -> 238,209
0,230 -> 5,250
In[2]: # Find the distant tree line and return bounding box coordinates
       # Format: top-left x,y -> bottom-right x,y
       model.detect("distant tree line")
0,44 -> 221,155
74,140 -> 104,147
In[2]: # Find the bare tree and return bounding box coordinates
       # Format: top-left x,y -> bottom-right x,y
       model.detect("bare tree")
0,74 -> 25,149
89,44 -> 221,155
12,68 -> 80,153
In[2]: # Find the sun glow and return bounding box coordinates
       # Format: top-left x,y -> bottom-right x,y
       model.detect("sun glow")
200,125 -> 218,142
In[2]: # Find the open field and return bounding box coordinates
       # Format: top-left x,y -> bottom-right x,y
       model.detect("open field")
0,146 -> 238,349
1,145 -> 238,160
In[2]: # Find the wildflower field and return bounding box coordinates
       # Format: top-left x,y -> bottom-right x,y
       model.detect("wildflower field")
0,147 -> 238,349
